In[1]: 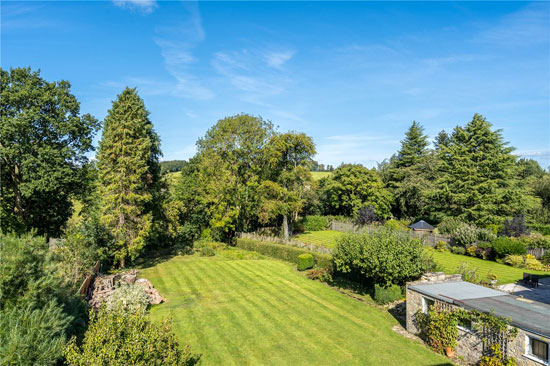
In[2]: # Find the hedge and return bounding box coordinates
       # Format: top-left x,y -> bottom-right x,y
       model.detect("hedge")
235,238 -> 333,269
301,216 -> 329,231
297,254 -> 314,271
528,224 -> 550,236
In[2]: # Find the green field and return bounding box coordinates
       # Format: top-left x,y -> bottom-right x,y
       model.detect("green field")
140,250 -> 450,366
311,171 -> 332,180
428,249 -> 548,285
294,230 -> 342,248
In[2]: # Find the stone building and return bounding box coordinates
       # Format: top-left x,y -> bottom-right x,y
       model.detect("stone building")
406,273 -> 550,366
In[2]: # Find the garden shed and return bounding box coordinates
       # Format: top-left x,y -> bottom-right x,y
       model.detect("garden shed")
408,220 -> 435,232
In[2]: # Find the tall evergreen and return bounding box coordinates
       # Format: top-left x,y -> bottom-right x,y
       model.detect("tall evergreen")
434,114 -> 530,226
97,88 -> 161,268
395,121 -> 429,169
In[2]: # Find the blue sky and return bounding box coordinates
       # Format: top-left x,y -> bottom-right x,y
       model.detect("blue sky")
2,1 -> 549,168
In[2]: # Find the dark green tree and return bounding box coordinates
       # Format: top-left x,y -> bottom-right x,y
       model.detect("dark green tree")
260,132 -> 316,240
195,114 -> 274,239
0,67 -> 99,237
320,164 -> 392,219
97,87 -> 162,268
394,121 -> 429,169
433,114 -> 533,226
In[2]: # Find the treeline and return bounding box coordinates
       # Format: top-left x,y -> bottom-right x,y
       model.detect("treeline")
160,160 -> 186,173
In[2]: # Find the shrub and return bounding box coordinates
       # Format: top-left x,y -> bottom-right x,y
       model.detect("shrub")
504,255 -> 524,268
486,224 -> 501,236
384,219 -> 408,231
235,239 -> 333,270
542,251 -> 550,266
492,237 -> 526,259
374,284 -> 402,304
106,283 -> 150,312
355,206 -> 378,226
301,216 -> 329,231
297,254 -> 314,271
523,235 -> 550,249
466,245 -> 478,257
416,308 -> 458,354
477,228 -> 496,242
451,224 -> 478,247
451,246 -> 466,255
332,228 -> 432,286
305,267 -> 333,282
0,301 -> 72,366
524,255 -> 543,271
528,224 -> 550,236
476,242 -> 493,260
435,241 -> 448,252
437,217 -> 463,235
457,263 -> 480,284
500,215 -> 528,237
64,305 -> 199,366
199,246 -> 215,257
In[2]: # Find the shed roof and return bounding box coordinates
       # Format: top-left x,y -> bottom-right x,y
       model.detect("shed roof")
409,281 -> 550,337
408,220 -> 435,231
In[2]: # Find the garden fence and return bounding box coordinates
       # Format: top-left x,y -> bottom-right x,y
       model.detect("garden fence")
527,247 -> 548,260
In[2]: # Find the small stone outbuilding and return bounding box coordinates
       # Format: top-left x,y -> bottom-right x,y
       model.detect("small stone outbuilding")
406,273 -> 550,366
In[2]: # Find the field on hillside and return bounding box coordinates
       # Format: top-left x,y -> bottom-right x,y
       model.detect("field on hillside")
140,250 -> 450,366
428,248 -> 549,285
311,171 -> 332,180
294,230 -> 342,248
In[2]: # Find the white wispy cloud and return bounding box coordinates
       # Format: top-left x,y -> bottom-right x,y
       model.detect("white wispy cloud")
477,2 -> 549,46
152,2 -> 214,100
112,0 -> 157,14
264,50 -> 295,69
517,150 -> 550,159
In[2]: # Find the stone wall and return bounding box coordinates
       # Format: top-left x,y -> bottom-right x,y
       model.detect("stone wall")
509,330 -> 546,366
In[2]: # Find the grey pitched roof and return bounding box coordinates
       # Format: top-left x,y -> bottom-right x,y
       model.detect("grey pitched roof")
408,220 -> 435,230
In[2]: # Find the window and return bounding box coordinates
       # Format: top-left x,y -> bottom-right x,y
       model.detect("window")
457,318 -> 472,332
526,335 -> 550,364
422,297 -> 435,314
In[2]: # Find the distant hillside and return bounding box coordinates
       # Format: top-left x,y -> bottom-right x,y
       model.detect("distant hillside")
160,160 -> 185,173
311,171 -> 332,180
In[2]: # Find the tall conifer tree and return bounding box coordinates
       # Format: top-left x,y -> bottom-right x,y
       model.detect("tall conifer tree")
97,88 -> 161,268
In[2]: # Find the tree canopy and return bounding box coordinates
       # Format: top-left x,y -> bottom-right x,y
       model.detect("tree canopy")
0,67 -> 99,237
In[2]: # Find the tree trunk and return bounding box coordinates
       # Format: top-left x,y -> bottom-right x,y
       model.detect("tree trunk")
282,214 -> 289,241
120,256 -> 126,269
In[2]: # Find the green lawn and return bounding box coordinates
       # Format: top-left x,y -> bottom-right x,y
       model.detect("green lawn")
293,230 -> 343,248
311,171 -> 332,180
140,250 -> 451,366
428,249 -> 548,285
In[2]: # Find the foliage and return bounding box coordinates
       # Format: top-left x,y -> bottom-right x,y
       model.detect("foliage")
451,246 -> 466,255
64,305 -> 199,366
467,245 -> 478,257
195,114 -> 274,239
0,233 -> 86,365
235,238 -> 332,269
435,241 -> 448,252
479,345 -> 516,366
320,164 -> 393,219
0,67 -> 100,237
332,228 -> 432,286
451,224 -> 479,247
0,301 -> 72,366
305,267 -> 333,282
301,215 -> 329,231
260,132 -> 316,239
456,262 -> 480,283
524,254 -> 544,271
160,160 -> 186,173
478,228 -> 497,242
106,283 -> 150,312
373,284 -> 402,304
503,255 -> 525,268
355,206 -> 378,225
199,246 -> 216,257
492,237 -> 526,259
433,114 -> 533,226
541,252 -> 550,265
500,215 -> 528,237
416,308 -> 458,354
527,223 -> 550,236
97,87 -> 162,268
297,254 -> 314,271
437,217 -> 463,235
